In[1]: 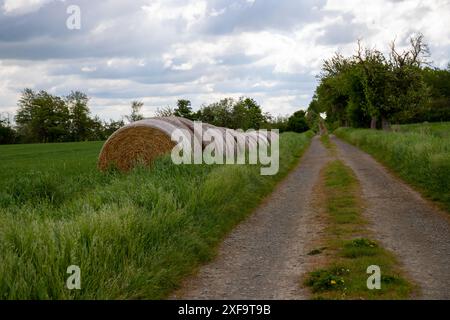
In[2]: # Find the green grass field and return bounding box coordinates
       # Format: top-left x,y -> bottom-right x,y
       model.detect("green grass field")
335,122 -> 450,212
0,132 -> 313,299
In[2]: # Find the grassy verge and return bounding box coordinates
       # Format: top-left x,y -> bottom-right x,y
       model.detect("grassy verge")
0,131 -> 313,299
320,134 -> 333,150
304,160 -> 414,299
334,123 -> 450,212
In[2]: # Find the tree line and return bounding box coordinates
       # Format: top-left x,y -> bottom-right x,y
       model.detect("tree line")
156,97 -> 309,133
307,34 -> 450,130
0,91 -> 311,145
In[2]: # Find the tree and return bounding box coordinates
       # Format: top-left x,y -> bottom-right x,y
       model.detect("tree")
306,98 -> 322,132
89,115 -> 107,141
416,66 -> 450,122
287,110 -> 310,133
195,97 -> 267,129
103,118 -> 125,137
15,89 -> 70,143
232,97 -> 267,130
155,106 -> 174,117
0,114 -> 16,144
354,42 -> 390,129
262,115 -> 289,132
126,101 -> 144,123
316,53 -> 353,129
195,98 -> 234,127
174,99 -> 194,120
66,91 -> 91,141
384,34 -> 430,129
313,35 -> 431,130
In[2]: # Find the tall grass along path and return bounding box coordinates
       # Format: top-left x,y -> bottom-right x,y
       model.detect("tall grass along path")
0,133 -> 312,299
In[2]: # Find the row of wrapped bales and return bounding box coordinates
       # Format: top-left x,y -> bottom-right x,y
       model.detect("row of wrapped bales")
97,117 -> 275,171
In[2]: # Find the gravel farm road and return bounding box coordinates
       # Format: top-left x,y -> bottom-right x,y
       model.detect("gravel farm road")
172,135 -> 450,300
332,136 -> 450,299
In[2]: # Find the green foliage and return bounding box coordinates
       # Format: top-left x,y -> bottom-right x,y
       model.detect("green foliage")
66,91 -> 92,141
0,131 -> 313,299
126,101 -> 144,123
232,97 -> 267,130
305,267 -> 347,293
174,99 -> 194,120
341,238 -> 379,258
155,106 -> 175,117
320,134 -> 333,150
0,116 -> 16,144
305,99 -> 322,132
401,67 -> 450,123
312,35 -> 439,129
5,88 -> 308,145
7,89 -> 308,145
286,110 -> 310,133
11,89 -> 129,144
335,123 -> 450,211
195,97 -> 269,130
16,89 -> 71,143
261,115 -> 289,132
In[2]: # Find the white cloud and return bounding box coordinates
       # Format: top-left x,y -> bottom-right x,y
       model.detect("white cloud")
0,0 -> 449,120
324,0 -> 450,50
81,66 -> 96,72
141,0 -> 207,29
2,0 -> 56,15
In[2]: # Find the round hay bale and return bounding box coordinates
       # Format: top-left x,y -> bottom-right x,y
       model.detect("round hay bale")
98,119 -> 190,171
155,116 -> 191,132
176,117 -> 195,132
226,129 -> 246,155
216,126 -> 237,157
202,124 -> 231,157
264,130 -> 278,143
156,116 -> 202,151
247,130 -> 269,147
244,132 -> 259,150
178,120 -> 239,158
171,117 -> 205,149
98,117 -> 277,172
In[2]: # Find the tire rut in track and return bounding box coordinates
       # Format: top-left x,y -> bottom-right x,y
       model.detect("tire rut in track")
172,135 -> 450,300
172,136 -> 331,299
332,136 -> 450,299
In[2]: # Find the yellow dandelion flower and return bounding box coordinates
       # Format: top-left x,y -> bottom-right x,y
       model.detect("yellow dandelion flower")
330,280 -> 336,285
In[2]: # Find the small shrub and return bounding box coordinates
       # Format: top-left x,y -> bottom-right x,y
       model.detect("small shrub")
305,267 -> 349,292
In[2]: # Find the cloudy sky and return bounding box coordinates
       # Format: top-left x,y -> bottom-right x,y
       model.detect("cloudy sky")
0,0 -> 449,120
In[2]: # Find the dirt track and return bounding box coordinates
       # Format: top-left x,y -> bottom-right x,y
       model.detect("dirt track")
172,136 -> 330,299
332,136 -> 450,299
173,135 -> 450,300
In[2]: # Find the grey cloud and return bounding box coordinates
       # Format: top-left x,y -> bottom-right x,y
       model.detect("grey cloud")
1,0 -> 447,119
201,0 -> 327,34
317,15 -> 372,45
0,0 -> 180,60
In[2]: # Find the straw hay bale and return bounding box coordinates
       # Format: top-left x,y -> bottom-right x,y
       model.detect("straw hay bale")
98,117 -> 276,172
176,118 -> 211,149
98,119 -> 189,171
247,130 -> 269,147
227,129 -> 247,155
157,116 -> 203,150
